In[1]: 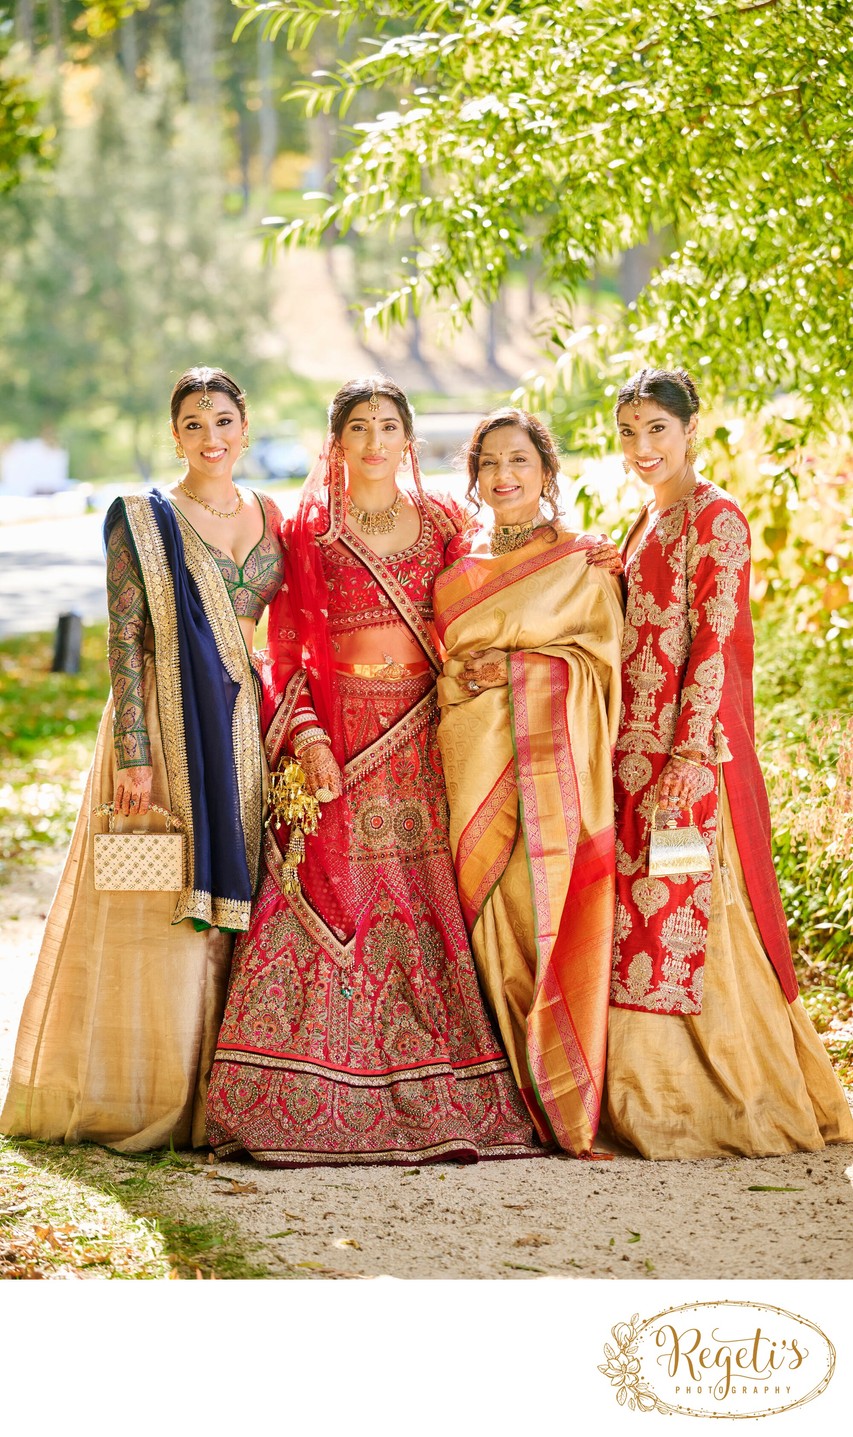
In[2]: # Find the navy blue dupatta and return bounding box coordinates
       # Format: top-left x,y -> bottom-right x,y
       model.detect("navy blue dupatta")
105,491 -> 255,927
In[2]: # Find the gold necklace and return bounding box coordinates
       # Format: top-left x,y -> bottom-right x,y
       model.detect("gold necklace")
347,489 -> 403,536
489,518 -> 539,556
179,479 -> 244,519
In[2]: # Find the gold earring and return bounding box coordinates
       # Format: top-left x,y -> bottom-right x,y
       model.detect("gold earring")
622,459 -> 631,474
175,441 -> 185,459
686,435 -> 698,464
241,433 -> 249,453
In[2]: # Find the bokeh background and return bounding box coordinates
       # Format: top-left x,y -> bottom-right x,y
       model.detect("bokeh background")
0,0 -> 851,1082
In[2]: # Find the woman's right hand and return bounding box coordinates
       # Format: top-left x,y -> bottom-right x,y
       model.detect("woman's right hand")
585,535 -> 623,574
459,647 -> 508,695
113,766 -> 154,818
299,742 -> 344,800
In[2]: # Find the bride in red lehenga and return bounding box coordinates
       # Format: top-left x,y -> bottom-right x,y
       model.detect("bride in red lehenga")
205,377 -> 542,1165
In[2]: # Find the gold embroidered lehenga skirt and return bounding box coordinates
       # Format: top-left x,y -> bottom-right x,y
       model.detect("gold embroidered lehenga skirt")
0,658 -> 232,1152
604,778 -> 853,1159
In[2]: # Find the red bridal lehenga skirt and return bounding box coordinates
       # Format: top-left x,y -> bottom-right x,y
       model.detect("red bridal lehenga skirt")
206,671 -> 541,1165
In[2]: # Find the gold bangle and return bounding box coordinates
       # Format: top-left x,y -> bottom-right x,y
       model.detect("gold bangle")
292,726 -> 330,758
672,753 -> 705,771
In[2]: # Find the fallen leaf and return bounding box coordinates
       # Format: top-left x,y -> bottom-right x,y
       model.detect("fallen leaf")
514,1233 -> 550,1248
627,1231 -> 641,1243
334,1237 -> 362,1250
402,1168 -> 421,1176
207,1152 -> 216,1165
285,1211 -> 306,1221
747,1185 -> 803,1193
503,1262 -> 546,1274
227,1180 -> 259,1195
268,1230 -> 298,1239
503,1203 -> 529,1211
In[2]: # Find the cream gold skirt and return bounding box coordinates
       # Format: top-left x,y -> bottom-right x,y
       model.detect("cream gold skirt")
0,657 -> 232,1152
604,778 -> 853,1159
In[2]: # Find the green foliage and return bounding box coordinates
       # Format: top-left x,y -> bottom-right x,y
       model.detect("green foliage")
0,11 -> 51,190
0,623 -> 108,876
0,52 -> 275,477
245,0 -> 853,433
0,1138 -> 274,1279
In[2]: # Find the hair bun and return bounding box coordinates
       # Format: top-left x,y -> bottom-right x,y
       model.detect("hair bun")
673,369 -> 700,413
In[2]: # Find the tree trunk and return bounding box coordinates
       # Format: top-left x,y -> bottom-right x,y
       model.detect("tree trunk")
47,0 -> 62,56
15,0 -> 34,48
182,0 -> 218,111
119,14 -> 140,86
257,25 -> 277,197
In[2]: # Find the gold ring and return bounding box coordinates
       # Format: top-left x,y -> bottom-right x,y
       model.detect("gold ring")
315,786 -> 335,803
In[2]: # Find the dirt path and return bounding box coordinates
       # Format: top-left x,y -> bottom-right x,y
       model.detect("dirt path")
2,858 -> 852,1281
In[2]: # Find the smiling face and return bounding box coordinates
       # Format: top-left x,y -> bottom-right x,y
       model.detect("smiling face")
172,391 -> 246,483
617,401 -> 697,489
338,398 -> 409,488
476,424 -> 546,524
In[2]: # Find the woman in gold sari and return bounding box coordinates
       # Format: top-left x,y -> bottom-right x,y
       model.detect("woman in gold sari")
433,410 -> 624,1155
1,367 -> 281,1152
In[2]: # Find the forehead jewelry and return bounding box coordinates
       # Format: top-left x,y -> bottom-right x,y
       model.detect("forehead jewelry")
367,382 -> 380,414
197,379 -> 214,411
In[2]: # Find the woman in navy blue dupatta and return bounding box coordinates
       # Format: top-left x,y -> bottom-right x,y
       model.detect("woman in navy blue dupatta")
0,368 -> 285,1152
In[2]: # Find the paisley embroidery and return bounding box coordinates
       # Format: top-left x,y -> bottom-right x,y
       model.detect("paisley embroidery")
612,482 -> 752,1016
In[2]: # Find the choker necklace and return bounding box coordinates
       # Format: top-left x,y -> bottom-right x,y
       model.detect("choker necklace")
490,517 -> 540,556
347,489 -> 403,536
179,479 -> 244,519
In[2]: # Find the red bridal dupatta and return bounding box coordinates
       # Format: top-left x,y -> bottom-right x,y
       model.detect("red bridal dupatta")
433,528 -> 624,1154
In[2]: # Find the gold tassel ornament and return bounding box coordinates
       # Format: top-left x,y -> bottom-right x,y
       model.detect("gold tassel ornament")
266,761 -> 321,895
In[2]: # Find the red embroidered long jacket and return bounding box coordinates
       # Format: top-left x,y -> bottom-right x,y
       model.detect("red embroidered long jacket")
610,478 -> 798,1016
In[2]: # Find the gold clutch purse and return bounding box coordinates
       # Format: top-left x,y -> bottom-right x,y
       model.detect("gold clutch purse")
647,802 -> 711,878
92,803 -> 186,892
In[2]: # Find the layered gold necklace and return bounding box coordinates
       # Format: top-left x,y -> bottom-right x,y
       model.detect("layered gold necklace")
347,489 -> 403,536
179,479 -> 244,519
489,517 -> 540,556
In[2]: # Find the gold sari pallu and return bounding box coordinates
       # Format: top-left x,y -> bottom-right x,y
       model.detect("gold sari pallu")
434,529 -> 624,1156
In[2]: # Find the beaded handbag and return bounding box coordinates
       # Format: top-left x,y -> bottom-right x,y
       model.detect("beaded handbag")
92,803 -> 186,892
647,803 -> 712,878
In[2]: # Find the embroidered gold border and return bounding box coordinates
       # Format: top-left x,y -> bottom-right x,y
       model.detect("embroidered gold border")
213,1048 -> 511,1087
266,671 -> 308,769
214,1137 -> 543,1164
123,497 -> 198,920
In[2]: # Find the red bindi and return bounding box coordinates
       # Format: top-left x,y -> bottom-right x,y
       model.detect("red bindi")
633,413 -> 640,420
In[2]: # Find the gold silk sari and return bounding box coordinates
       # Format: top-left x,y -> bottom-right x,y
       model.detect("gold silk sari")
433,527 -> 624,1155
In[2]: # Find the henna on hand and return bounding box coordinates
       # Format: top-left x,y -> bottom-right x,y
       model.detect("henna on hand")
114,766 -> 154,817
299,742 -> 344,799
460,647 -> 508,692
585,537 -> 623,575
657,755 -> 706,813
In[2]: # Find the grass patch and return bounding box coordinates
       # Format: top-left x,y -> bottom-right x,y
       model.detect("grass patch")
0,623 -> 109,880
0,1138 -> 273,1280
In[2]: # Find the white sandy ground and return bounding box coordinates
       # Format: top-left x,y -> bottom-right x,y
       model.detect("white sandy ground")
2,855 -> 852,1282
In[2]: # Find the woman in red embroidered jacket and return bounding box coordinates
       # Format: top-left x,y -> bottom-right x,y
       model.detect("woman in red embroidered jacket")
601,366 -> 853,1159
205,376 -> 541,1165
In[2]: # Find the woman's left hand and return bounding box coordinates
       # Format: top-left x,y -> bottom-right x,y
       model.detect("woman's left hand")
459,648 -> 508,695
657,753 -> 707,813
585,536 -> 623,575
